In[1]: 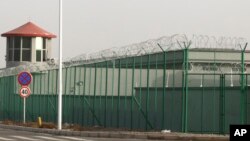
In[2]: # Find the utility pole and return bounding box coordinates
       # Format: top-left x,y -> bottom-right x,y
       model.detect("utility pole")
58,0 -> 63,130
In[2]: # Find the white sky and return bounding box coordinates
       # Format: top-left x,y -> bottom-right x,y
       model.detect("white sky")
0,0 -> 250,68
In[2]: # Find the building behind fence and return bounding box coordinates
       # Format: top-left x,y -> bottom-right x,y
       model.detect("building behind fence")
0,34 -> 250,134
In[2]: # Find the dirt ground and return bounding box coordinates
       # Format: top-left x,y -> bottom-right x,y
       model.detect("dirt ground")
1,119 -> 143,132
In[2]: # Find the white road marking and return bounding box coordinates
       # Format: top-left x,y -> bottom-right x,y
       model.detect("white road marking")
11,136 -> 40,141
60,136 -> 93,141
35,136 -> 65,141
0,137 -> 14,141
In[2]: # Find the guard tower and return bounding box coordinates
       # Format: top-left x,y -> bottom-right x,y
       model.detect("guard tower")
1,22 -> 56,68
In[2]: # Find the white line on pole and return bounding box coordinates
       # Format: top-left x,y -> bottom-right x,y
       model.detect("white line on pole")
24,98 -> 26,124
58,0 -> 63,130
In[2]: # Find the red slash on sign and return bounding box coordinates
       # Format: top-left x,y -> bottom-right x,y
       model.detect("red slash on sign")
18,72 -> 32,86
19,86 -> 31,98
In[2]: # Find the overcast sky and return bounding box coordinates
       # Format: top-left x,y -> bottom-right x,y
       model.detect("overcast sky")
0,0 -> 250,68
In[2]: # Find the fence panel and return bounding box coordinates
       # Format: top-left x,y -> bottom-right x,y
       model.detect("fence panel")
0,55 -> 249,134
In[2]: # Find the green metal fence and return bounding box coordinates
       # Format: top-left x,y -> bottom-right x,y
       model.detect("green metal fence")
0,48 -> 249,134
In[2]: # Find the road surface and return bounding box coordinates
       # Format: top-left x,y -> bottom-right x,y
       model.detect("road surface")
0,128 -> 165,141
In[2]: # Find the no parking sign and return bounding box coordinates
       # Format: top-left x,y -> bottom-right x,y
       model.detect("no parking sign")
17,71 -> 32,98
18,71 -> 32,86
17,71 -> 32,124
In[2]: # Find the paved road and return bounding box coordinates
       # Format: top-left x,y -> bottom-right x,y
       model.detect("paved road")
0,128 -> 164,141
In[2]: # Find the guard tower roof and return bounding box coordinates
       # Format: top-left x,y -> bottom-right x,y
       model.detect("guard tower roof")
1,22 -> 56,38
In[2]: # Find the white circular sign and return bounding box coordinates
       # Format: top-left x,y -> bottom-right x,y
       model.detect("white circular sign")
19,86 -> 31,98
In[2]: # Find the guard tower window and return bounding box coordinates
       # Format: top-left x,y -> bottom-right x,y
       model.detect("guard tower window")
7,37 -> 13,61
36,38 -> 47,62
7,37 -> 32,61
22,37 -> 31,61
14,37 -> 21,49
36,50 -> 41,62
42,38 -> 47,61
13,37 -> 21,61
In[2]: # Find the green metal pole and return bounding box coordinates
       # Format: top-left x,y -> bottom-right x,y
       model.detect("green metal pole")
117,59 -> 121,128
78,66 -> 82,126
104,61 -> 108,127
139,56 -> 143,128
219,74 -> 222,134
146,54 -> 151,130
42,72 -> 46,121
3,77 -> 6,120
99,63 -> 103,125
0,78 -> 2,120
32,74 -> 35,121
171,50 -> 176,129
219,74 -> 225,134
55,69 -> 59,123
157,43 -> 166,130
9,76 -> 12,121
68,68 -> 72,123
111,60 -> 115,126
50,70 -> 55,122
131,57 -> 135,129
213,51 -> 216,132
246,74 -> 249,124
64,68 -> 68,123
185,47 -> 189,132
240,43 -> 247,124
201,74 -> 204,133
154,54 -> 158,128
73,66 -> 77,124
88,66 -> 92,125
162,51 -> 166,130
12,76 -> 15,121
47,70 -> 50,122
39,71 -> 42,118
181,49 -> 186,132
182,42 -> 190,133
124,58 -> 128,126
223,74 -> 225,134
93,64 -> 97,125
83,65 -> 87,125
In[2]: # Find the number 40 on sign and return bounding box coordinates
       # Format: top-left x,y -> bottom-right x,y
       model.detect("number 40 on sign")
19,86 -> 31,98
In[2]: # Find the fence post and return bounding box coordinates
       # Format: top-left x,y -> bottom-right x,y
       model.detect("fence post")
130,57 -> 135,129
240,43 -> 247,124
181,42 -> 191,133
104,62 -> 108,127
219,74 -> 225,134
157,43 -> 166,130
117,59 -> 121,128
93,64 -> 97,125
83,65 -> 87,125
146,54 -> 151,130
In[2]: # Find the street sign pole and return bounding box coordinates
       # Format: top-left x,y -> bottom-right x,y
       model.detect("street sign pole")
17,72 -> 32,124
58,0 -> 63,130
23,98 -> 26,124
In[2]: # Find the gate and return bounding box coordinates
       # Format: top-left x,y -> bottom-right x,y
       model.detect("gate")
187,73 -> 249,134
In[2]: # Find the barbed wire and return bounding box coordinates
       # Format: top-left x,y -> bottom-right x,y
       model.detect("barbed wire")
189,62 -> 246,74
65,34 -> 246,66
0,34 -> 247,77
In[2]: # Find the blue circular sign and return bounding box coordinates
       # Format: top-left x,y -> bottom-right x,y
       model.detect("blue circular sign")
18,72 -> 32,86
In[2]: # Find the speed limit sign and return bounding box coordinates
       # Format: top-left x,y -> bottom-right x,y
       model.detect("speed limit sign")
19,86 -> 31,98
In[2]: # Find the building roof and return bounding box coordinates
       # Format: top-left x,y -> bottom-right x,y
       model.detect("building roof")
1,22 -> 56,38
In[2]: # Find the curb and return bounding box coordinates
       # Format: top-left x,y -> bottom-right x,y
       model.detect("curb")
0,124 -> 229,141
